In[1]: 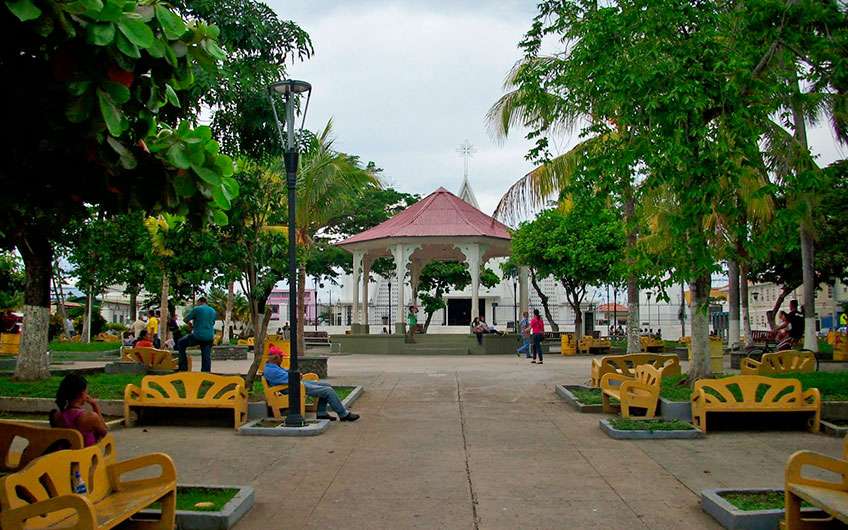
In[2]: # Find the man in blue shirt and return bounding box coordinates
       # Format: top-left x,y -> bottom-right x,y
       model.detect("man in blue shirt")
264,347 -> 359,422
516,311 -> 531,358
177,297 -> 217,372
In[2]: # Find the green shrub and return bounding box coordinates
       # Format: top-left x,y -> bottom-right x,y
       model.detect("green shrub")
608,418 -> 694,431
105,322 -> 128,332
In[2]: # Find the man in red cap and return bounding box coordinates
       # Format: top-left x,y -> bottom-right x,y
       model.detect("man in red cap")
264,345 -> 359,422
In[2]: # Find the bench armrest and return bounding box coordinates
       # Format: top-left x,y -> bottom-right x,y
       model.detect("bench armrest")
0,494 -> 96,530
786,450 -> 848,491
600,372 -> 630,389
124,383 -> 142,401
267,383 -> 291,395
303,373 -> 319,382
802,388 -> 821,405
620,380 -> 658,396
108,452 -> 177,491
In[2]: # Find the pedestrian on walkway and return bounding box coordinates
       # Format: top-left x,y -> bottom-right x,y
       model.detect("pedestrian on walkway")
516,311 -> 531,358
407,305 -> 419,343
530,309 -> 545,364
177,297 -> 216,372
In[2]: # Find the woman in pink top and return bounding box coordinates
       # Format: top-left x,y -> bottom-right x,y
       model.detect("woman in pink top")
530,309 -> 545,364
49,374 -> 108,447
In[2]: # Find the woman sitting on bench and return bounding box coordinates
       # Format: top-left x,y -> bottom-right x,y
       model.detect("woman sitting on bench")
48,373 -> 108,447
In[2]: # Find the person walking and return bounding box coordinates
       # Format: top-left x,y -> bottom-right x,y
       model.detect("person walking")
176,297 -> 217,372
530,309 -> 545,364
146,310 -> 160,348
516,311 -> 531,358
406,305 -> 419,343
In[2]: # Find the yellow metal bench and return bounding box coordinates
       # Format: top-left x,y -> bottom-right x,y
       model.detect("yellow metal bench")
600,364 -> 661,418
121,346 -> 190,371
591,353 -> 680,387
0,439 -> 175,530
262,372 -> 320,419
741,350 -> 816,376
640,336 -> 664,352
124,372 -> 248,430
0,421 -> 84,473
782,436 -> 848,529
690,375 -> 820,433
578,336 -> 612,355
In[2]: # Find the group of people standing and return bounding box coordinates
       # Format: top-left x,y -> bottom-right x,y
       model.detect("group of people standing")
517,309 -> 546,364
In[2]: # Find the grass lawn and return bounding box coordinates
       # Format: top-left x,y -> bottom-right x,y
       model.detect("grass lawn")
660,371 -> 848,402
149,487 -> 239,512
0,374 -> 143,400
608,418 -> 694,431
570,387 -> 603,405
719,490 -> 811,511
49,341 -> 121,352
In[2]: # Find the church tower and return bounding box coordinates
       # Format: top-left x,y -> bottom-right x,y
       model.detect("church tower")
456,139 -> 480,208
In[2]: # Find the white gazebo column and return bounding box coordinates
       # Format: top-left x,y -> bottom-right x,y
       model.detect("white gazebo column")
410,258 -> 422,306
351,250 -> 364,334
390,244 -> 419,334
457,243 -> 483,324
361,257 -> 371,333
519,266 -> 529,315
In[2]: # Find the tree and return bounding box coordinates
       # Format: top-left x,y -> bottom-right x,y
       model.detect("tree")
512,202 -> 624,341
416,262 -> 499,331
0,253 -> 24,310
2,0 -> 238,379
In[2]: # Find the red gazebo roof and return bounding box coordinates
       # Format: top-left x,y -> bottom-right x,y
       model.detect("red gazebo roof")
338,187 -> 511,247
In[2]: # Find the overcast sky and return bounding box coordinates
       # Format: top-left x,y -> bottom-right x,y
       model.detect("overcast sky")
268,1 -> 847,220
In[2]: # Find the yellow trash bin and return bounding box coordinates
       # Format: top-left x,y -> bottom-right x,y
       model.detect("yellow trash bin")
561,334 -> 576,356
687,336 -> 724,373
0,333 -> 20,355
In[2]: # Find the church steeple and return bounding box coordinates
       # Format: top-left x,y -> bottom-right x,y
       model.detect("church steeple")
456,139 -> 480,208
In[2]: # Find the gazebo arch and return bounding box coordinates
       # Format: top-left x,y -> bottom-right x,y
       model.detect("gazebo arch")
337,187 -> 528,334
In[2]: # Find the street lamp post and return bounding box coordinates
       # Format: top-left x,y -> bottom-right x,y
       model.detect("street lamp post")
269,78 -> 311,428
512,279 -> 517,332
313,277 -> 318,332
388,280 -> 392,334
646,291 -> 653,333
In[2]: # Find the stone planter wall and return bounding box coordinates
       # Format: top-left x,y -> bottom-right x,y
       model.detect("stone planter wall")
659,397 -> 692,422
139,485 -> 254,530
211,346 -> 248,361
823,401 -> 848,421
701,488 -> 826,530
298,357 -> 328,378
599,418 -> 703,440
555,384 -> 603,413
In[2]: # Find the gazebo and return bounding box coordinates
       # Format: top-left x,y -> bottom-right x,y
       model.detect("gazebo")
337,187 -> 529,334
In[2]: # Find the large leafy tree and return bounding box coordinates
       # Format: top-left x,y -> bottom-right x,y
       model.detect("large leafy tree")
0,253 -> 24,311
416,262 -> 499,331
1,0 -> 237,378
512,200 -> 625,341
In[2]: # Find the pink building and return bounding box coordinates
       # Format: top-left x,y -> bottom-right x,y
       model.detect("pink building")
267,288 -> 317,326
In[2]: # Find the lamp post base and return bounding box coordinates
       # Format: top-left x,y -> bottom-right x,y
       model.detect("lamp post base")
284,413 -> 306,428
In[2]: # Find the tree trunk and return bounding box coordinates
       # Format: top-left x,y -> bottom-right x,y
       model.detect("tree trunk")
159,270 -> 169,344
626,276 -> 640,353
688,275 -> 712,381
297,263 -> 306,356
800,226 -> 818,351
740,263 -> 753,346
223,281 -> 234,344
245,307 -> 272,389
727,260 -> 740,350
573,302 -> 583,341
51,261 -> 70,341
81,291 -> 91,343
14,230 -> 52,380
529,268 -> 559,332
128,290 -> 137,322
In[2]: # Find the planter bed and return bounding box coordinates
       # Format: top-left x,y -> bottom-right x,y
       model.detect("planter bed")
555,384 -> 604,413
823,400 -> 848,422
820,419 -> 848,437
238,418 -> 330,436
659,397 -> 692,422
138,484 -> 254,530
701,488 -> 824,530
247,385 -> 362,419
599,418 -> 703,440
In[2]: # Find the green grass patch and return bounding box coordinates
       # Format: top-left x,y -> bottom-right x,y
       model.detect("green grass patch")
660,371 -> 848,403
569,387 -> 606,406
149,486 -> 239,512
719,490 -> 811,511
608,418 -> 694,431
0,373 -> 143,400
660,374 -> 692,402
49,341 -> 120,352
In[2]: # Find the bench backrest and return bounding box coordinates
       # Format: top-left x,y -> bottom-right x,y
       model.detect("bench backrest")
635,364 -> 661,387
122,347 -> 174,368
758,350 -> 816,375
0,421 -> 84,472
0,442 -> 112,521
138,373 -> 245,403
602,354 -> 677,376
692,375 -> 807,408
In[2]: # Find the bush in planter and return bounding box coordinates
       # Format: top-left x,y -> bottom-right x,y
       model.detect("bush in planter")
105,322 -> 128,333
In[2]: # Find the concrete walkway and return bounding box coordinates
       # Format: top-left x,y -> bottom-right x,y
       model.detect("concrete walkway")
112,354 -> 846,530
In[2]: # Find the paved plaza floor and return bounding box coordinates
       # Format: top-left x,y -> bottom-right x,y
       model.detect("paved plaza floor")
112,354 -> 846,530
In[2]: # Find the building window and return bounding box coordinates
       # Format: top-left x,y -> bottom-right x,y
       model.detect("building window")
271,304 -> 279,315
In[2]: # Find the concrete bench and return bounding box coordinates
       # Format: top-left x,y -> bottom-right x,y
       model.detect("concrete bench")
740,350 -> 816,376
591,353 -> 680,387
124,372 -> 248,430
0,420 -> 83,472
121,346 -> 189,371
0,438 -> 175,530
600,364 -> 661,418
578,336 -> 611,355
783,436 -> 847,529
262,372 -> 320,419
690,375 -> 820,433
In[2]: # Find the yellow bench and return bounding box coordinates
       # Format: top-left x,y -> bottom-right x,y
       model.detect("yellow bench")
237,337 -> 255,347
578,336 -> 612,355
640,336 -> 664,352
124,372 -> 248,430
262,372 -> 321,419
94,332 -> 120,343
0,439 -> 175,530
600,364 -> 661,418
741,350 -> 816,376
690,375 -> 820,433
122,346 -> 190,371
591,353 -> 680,387
0,333 -> 20,355
0,420 -> 84,473
782,436 -> 848,529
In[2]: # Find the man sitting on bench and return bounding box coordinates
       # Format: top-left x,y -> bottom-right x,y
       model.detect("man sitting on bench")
263,346 -> 360,422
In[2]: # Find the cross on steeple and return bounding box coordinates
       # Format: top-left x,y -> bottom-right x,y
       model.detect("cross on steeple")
455,140 -> 480,209
456,139 -> 476,179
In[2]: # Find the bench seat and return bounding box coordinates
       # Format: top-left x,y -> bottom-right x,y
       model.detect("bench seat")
782,437 -> 848,528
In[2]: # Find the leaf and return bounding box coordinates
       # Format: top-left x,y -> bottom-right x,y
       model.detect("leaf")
164,84 -> 180,108
106,136 -> 137,169
147,37 -> 166,58
166,143 -> 191,169
211,186 -> 230,209
66,95 -> 93,123
212,210 -> 229,226
93,0 -> 122,21
173,172 -> 196,197
102,80 -> 130,104
117,15 -> 154,48
193,165 -> 221,186
76,0 -> 102,12
199,38 -> 226,61
68,80 -> 91,97
154,4 -> 186,40
88,22 -> 115,45
215,155 -> 234,178
222,176 -> 239,200
5,0 -> 41,21
115,31 -> 140,58
96,88 -> 125,136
